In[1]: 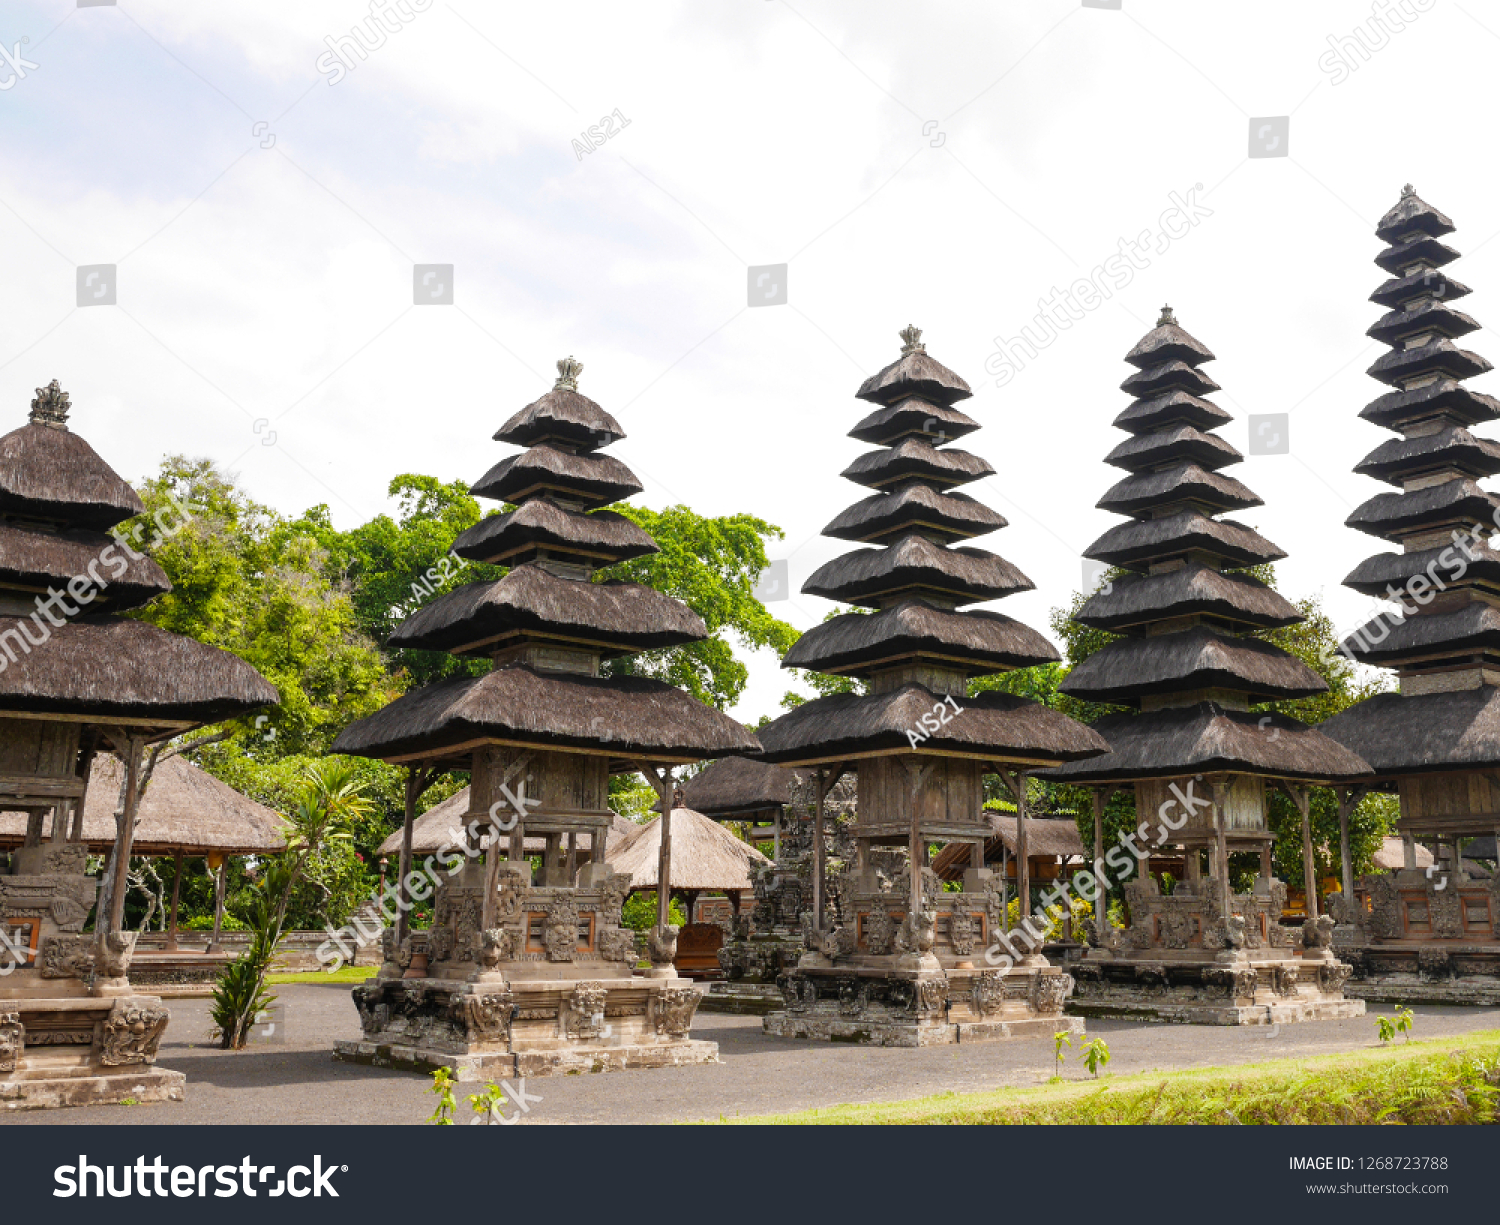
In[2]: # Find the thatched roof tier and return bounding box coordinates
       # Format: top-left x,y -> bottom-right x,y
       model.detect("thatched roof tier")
606,807 -> 771,892
1371,268 -> 1470,309
1085,510 -> 1286,572
469,444 -> 642,509
0,753 -> 285,856
1319,686 -> 1500,775
1377,187 -> 1455,241
1041,703 -> 1372,784
1096,464 -> 1261,518
1112,390 -> 1232,435
1124,319 -> 1216,369
1343,541 -> 1500,597
1342,602 -> 1500,665
0,418 -> 145,532
1118,360 -> 1221,400
1359,378 -> 1500,432
1059,626 -> 1328,706
1345,478 -> 1500,542
855,335 -> 972,406
802,533 -> 1033,608
452,501 -> 658,568
374,785 -> 639,856
847,396 -> 980,447
1104,424 -> 1242,473
492,386 -> 625,453
330,662 -> 760,762
1367,301 -> 1480,346
1367,338 -> 1491,387
783,599 -> 1059,677
840,439 -> 993,490
1075,564 -> 1301,633
0,522 -> 170,611
1374,232 -> 1460,275
823,485 -> 1006,544
0,614 -> 276,723
1354,426 -> 1500,487
386,566 -> 707,656
756,685 -> 1109,766
681,756 -> 800,816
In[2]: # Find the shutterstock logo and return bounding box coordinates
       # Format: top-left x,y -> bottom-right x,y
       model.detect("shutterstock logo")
54,1155 -> 345,1198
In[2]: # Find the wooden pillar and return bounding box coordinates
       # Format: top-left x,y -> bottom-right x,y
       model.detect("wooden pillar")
164,849 -> 184,952
102,735 -> 146,938
1402,832 -> 1416,870
999,835 -> 1009,931
655,767 -> 675,929
23,809 -> 44,848
396,767 -> 419,945
1337,790 -> 1356,898
907,761 -> 930,921
1291,784 -> 1318,920
208,857 -> 227,953
70,741 -> 96,843
811,767 -> 826,932
1016,776 -> 1031,920
773,808 -> 781,862
566,831 -> 578,883
1212,778 -> 1231,916
1092,788 -> 1107,945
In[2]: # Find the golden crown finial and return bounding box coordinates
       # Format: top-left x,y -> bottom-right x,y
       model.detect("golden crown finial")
1401,183 -> 1416,198
29,379 -> 70,429
554,355 -> 583,391
1156,304 -> 1177,327
899,324 -> 924,355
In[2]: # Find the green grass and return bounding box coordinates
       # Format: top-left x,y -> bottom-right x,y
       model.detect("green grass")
266,965 -> 377,985
720,1031 -> 1500,1125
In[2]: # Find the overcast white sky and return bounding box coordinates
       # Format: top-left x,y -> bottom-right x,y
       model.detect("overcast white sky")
0,0 -> 1492,723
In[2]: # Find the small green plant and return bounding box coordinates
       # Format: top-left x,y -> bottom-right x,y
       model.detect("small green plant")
1053,1031 -> 1073,1078
1081,1036 -> 1111,1079
1377,1008 -> 1415,1045
1377,1015 -> 1395,1044
468,1082 -> 507,1125
428,1067 -> 458,1125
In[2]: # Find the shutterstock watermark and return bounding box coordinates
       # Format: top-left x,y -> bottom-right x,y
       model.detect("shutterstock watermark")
0,37 -> 39,90
1318,0 -> 1437,86
316,0 -> 433,85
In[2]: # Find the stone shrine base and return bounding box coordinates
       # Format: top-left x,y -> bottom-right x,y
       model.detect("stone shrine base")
1337,943 -> 1500,1006
701,982 -> 785,1015
0,1065 -> 185,1111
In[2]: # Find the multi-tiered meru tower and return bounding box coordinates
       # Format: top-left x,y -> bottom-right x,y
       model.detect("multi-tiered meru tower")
332,358 -> 760,1076
756,326 -> 1108,1046
1321,187 -> 1500,1003
1043,309 -> 1371,1024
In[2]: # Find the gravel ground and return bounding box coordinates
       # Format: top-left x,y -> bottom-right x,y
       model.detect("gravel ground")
5,985 -> 1499,1126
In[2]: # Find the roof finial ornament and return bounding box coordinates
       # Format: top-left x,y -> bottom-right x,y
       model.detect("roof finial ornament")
29,379 -> 70,430
1157,304 -> 1177,328
899,324 -> 925,355
1401,183 -> 1416,198
554,355 -> 583,392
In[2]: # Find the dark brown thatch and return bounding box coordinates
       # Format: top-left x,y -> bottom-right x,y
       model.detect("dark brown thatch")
492,388 -> 625,451
1060,626 -> 1327,706
823,485 -> 1006,544
802,533 -> 1034,607
387,566 -> 707,656
1112,390 -> 1232,435
1104,424 -> 1242,472
1118,360 -> 1221,400
1075,564 -> 1301,633
0,754 -> 285,855
1367,301 -> 1480,346
606,807 -> 771,891
452,500 -> 658,567
469,445 -> 643,508
756,685 -> 1108,765
682,756 -> 800,815
1368,338 -> 1490,386
1371,268 -> 1471,310
1376,187 -> 1455,241
1320,686 -> 1500,774
783,600 -> 1059,676
1040,703 -> 1373,784
331,662 -> 761,762
1096,464 -> 1261,517
1359,378 -> 1500,431
931,814 -> 1086,880
1124,321 -> 1216,369
0,521 -> 170,611
840,440 -> 993,490
1342,602 -> 1500,665
847,396 -> 980,446
1343,541 -> 1500,597
0,422 -> 145,531
1374,233 -> 1458,275
1354,426 -> 1500,486
1085,510 -> 1285,571
1345,478 -> 1500,541
375,786 -> 639,856
0,615 -> 276,722
855,349 -> 972,407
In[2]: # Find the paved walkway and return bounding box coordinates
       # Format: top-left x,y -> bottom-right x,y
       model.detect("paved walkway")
7,986 -> 1499,1125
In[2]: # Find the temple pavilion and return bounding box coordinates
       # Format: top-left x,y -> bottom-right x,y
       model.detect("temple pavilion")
1041,310 -> 1371,1024
755,326 -> 1109,1046
331,357 -> 760,1077
1319,186 -> 1500,1003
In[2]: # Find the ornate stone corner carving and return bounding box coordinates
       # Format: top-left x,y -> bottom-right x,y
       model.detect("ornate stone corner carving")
565,982 -> 607,1039
1030,972 -> 1073,1015
99,1000 -> 169,1066
0,1012 -> 22,1073
654,985 -> 700,1037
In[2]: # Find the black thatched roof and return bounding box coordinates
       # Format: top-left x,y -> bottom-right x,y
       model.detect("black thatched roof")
1104,424 -> 1242,472
1343,541 -> 1500,597
330,662 -> 761,762
0,615 -> 276,723
1059,626 -> 1328,706
1371,268 -> 1470,310
803,533 -> 1033,607
1367,300 -> 1480,346
1118,360 -> 1221,400
847,396 -> 979,447
1354,426 -> 1500,486
0,522 -> 170,611
451,500 -> 658,567
1096,464 -> 1261,518
783,599 -> 1059,676
1112,390 -> 1232,436
1075,564 -> 1301,633
1367,338 -> 1491,387
1374,233 -> 1459,274
1376,186 -> 1455,242
0,419 -> 144,532
1345,478 -> 1500,542
1040,703 -> 1372,784
492,387 -> 625,452
469,444 -> 643,508
1342,602 -> 1500,665
1124,319 -> 1216,369
1359,378 -> 1500,431
755,685 -> 1108,766
823,484 -> 1005,544
387,565 -> 708,656
1085,510 -> 1285,571
855,332 -> 972,406
840,439 -> 993,490
1320,686 -> 1500,774
682,755 -> 801,815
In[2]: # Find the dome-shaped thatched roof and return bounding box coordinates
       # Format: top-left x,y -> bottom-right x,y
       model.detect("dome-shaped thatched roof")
605,807 -> 770,892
